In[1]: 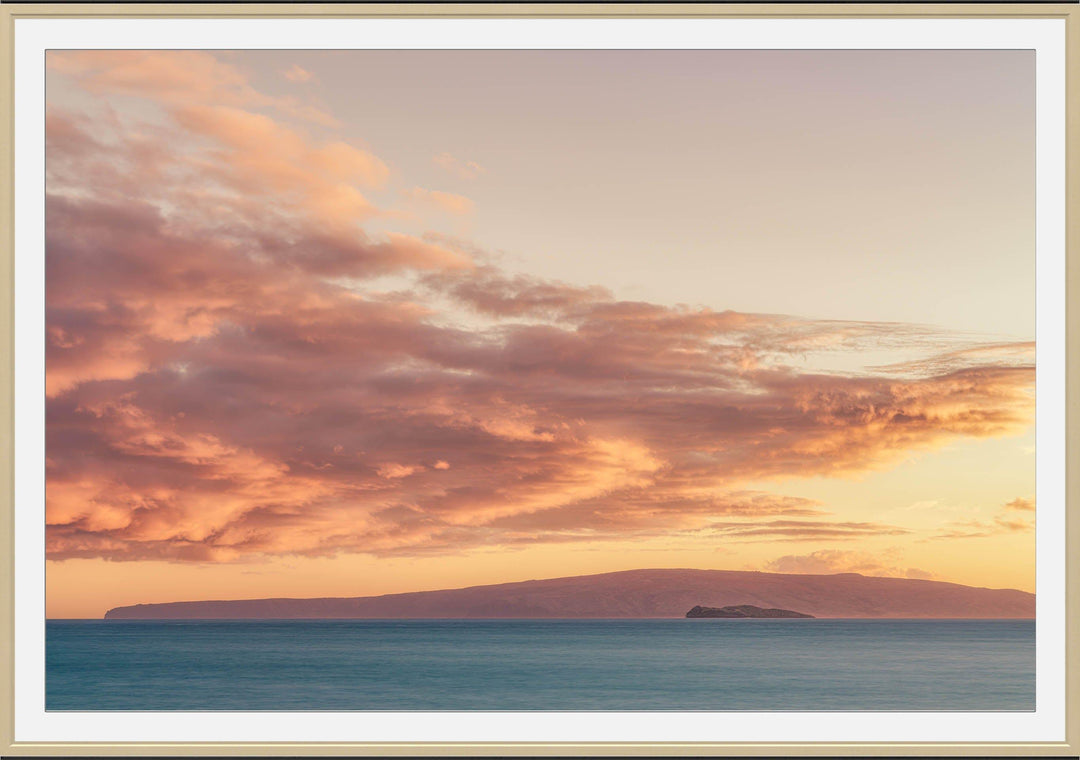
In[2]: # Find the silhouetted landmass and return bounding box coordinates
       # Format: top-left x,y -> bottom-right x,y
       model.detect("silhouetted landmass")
101,568 -> 1035,620
686,604 -> 814,618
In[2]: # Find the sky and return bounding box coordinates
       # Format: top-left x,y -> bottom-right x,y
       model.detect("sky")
43,50 -> 1035,618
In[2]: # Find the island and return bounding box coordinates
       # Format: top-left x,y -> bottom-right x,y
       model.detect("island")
686,604 -> 814,619
101,568 -> 1035,620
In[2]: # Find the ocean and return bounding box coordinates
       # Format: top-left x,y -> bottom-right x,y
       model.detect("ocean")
46,619 -> 1034,711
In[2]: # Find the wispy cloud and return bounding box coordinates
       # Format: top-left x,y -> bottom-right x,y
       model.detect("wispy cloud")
709,520 -> 911,543
433,151 -> 486,180
283,64 -> 315,83
402,187 -> 475,216
1004,497 -> 1035,512
764,548 -> 935,579
928,497 -> 1035,540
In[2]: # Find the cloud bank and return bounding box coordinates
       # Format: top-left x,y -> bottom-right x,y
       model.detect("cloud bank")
44,52 -> 1035,563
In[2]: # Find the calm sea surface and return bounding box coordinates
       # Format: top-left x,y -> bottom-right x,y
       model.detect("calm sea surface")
46,619 -> 1034,711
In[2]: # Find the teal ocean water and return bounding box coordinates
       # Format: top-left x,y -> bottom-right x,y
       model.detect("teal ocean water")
46,619 -> 1034,711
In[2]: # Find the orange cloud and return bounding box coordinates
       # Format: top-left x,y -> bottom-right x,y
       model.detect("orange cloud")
173,104 -> 388,227
49,50 -> 340,127
709,520 -> 910,543
378,463 -> 423,479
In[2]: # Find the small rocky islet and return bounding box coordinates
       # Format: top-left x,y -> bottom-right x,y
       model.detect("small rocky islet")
685,604 -> 814,619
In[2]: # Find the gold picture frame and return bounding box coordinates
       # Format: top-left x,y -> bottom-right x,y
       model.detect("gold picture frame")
2,3 -> 1078,755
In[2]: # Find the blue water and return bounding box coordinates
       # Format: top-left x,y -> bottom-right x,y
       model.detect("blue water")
46,619 -> 1034,711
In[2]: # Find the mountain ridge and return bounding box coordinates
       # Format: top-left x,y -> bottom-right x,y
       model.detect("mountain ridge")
101,568 -> 1034,620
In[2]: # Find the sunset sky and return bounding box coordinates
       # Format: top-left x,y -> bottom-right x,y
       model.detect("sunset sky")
44,50 -> 1035,618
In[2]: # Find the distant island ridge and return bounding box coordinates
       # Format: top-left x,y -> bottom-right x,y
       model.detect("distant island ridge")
101,568 -> 1035,620
686,604 -> 814,619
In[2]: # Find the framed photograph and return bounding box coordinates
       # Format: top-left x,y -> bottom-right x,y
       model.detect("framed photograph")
2,3 -> 1078,756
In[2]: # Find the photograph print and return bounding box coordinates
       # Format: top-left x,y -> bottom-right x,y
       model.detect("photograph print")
44,49 -> 1036,712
